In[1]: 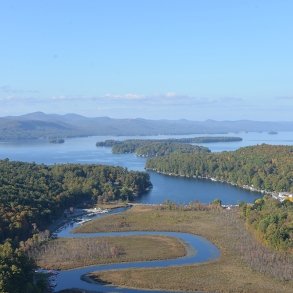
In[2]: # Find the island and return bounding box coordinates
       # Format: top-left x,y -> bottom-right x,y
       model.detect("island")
96,136 -> 243,157
49,138 -> 65,144
268,131 -> 278,135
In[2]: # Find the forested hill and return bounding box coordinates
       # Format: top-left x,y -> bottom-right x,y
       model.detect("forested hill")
134,142 -> 208,157
97,138 -> 215,157
146,144 -> 293,193
0,160 -> 151,243
1,112 -> 293,140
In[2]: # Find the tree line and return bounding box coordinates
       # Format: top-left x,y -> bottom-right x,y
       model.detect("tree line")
146,144 -> 293,193
0,159 -> 151,243
0,241 -> 46,293
129,142 -> 209,157
241,196 -> 293,251
96,136 -> 242,149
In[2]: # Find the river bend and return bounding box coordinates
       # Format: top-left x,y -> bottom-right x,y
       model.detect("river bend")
53,209 -> 220,293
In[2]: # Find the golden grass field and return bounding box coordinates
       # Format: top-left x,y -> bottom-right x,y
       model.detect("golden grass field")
76,205 -> 293,293
35,235 -> 186,270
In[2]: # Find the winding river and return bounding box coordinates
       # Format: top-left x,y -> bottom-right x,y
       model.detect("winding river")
53,207 -> 220,293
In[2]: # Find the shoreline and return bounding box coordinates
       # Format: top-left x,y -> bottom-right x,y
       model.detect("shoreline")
146,168 -> 289,200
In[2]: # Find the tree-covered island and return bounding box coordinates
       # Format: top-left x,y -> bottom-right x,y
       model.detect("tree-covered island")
96,136 -> 243,157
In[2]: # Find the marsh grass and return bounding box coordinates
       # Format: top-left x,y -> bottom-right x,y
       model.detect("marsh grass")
33,235 -> 186,270
82,205 -> 293,293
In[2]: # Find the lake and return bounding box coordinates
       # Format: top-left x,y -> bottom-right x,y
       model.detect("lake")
1,131 -> 292,204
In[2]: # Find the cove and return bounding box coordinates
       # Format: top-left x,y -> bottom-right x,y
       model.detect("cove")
139,171 -> 261,205
0,134 -> 266,205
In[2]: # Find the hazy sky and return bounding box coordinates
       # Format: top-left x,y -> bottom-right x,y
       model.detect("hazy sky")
0,0 -> 292,120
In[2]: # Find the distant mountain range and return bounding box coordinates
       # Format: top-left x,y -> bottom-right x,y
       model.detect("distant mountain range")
0,112 -> 293,141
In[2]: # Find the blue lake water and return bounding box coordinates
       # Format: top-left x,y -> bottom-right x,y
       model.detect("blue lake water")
1,132 -> 292,204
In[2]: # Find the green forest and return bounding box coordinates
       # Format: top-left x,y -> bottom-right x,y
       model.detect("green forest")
96,136 -> 242,148
242,196 -> 293,251
134,142 -> 209,157
146,144 -> 293,193
0,160 -> 151,292
0,160 -> 151,243
97,139 -> 210,157
0,241 -> 46,293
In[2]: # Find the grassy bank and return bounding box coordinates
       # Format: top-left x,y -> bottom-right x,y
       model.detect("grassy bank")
77,205 -> 293,293
33,235 -> 186,270
94,202 -> 129,210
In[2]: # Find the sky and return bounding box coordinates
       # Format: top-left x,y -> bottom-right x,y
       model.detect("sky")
0,0 -> 292,121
